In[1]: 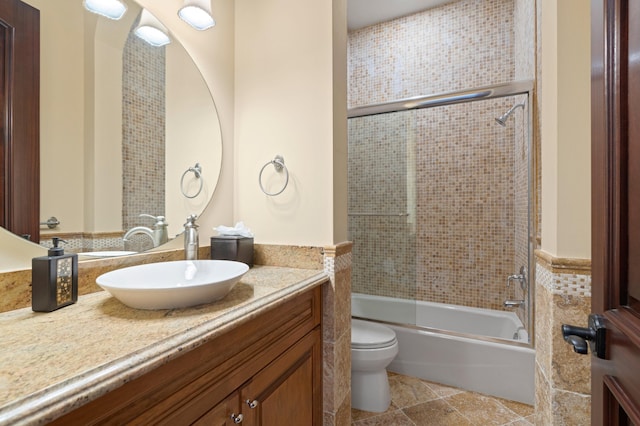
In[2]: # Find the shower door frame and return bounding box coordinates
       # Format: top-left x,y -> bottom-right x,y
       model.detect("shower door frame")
348,80 -> 536,347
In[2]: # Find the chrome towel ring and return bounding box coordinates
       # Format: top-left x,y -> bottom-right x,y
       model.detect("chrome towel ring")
181,163 -> 203,199
259,155 -> 289,196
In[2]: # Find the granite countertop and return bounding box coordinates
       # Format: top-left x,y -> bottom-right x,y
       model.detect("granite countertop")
0,266 -> 328,426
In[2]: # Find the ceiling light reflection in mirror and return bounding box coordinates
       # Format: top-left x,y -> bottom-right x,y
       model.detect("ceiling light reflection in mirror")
135,9 -> 171,46
83,0 -> 127,20
178,0 -> 215,30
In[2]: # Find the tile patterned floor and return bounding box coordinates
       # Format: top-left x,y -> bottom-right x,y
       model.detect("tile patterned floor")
352,372 -> 535,425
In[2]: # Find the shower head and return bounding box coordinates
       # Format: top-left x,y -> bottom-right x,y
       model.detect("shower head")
495,116 -> 508,127
495,102 -> 525,126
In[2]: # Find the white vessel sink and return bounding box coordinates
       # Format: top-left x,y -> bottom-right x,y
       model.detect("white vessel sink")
96,260 -> 249,310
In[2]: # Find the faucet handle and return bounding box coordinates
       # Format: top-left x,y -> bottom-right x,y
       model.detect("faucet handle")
140,214 -> 168,228
184,214 -> 198,228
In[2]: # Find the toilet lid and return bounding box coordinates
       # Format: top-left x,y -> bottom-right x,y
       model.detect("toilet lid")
352,319 -> 397,349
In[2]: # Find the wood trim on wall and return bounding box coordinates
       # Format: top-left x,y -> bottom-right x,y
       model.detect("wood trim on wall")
0,0 -> 40,243
535,249 -> 592,275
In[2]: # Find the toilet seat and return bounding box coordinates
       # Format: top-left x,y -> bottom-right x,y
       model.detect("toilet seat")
352,319 -> 397,349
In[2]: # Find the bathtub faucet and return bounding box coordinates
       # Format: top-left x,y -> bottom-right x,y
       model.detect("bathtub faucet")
504,299 -> 525,308
506,266 -> 527,291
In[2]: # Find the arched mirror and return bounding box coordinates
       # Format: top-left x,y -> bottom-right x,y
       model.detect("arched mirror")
1,0 -> 222,263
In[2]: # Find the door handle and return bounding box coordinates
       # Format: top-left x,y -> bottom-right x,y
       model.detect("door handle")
561,314 -> 607,359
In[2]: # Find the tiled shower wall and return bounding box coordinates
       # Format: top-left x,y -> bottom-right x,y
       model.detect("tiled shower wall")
415,98 -> 525,310
348,0 -> 515,109
348,0 -> 533,311
122,22 -> 166,251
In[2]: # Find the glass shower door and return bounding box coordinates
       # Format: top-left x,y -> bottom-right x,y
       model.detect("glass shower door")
348,92 -> 533,344
348,110 -> 418,325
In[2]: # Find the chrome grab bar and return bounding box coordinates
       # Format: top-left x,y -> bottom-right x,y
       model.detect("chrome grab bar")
40,216 -> 60,229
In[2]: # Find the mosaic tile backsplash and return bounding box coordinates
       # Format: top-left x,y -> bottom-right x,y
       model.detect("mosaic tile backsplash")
40,233 -> 125,253
348,0 -> 533,312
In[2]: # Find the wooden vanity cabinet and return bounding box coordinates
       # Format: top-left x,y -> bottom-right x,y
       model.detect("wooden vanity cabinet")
195,329 -> 320,425
51,286 -> 322,425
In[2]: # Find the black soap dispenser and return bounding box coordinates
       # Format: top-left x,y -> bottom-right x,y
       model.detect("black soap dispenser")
32,237 -> 78,312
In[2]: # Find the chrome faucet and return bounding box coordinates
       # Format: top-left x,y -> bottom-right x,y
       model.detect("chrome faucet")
184,214 -> 199,260
507,266 -> 527,291
504,299 -> 525,308
504,266 -> 527,309
123,214 -> 169,248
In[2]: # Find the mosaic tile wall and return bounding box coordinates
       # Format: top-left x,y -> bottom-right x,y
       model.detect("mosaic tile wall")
513,0 -> 540,253
415,98 -> 523,310
348,0 -> 534,311
122,21 -> 166,249
348,0 -> 515,109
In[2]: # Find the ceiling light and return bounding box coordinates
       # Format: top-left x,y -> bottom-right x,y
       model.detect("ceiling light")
134,9 -> 171,47
83,0 -> 127,20
178,0 -> 215,30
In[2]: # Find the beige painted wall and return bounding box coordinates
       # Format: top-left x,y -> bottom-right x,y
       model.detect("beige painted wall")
84,11 -> 133,233
28,0 -> 86,234
165,41 -> 222,238
540,0 -> 591,259
234,0 -> 347,246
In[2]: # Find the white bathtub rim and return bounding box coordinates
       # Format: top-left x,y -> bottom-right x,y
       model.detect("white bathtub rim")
352,292 -> 532,347
352,316 -> 533,349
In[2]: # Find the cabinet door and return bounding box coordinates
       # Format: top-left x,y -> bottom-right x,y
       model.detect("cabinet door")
241,329 -> 322,426
193,392 -> 242,426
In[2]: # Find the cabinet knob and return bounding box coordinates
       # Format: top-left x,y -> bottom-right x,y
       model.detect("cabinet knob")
230,413 -> 243,423
246,399 -> 259,409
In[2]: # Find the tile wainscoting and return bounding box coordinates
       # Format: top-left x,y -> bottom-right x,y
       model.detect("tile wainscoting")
534,250 -> 591,425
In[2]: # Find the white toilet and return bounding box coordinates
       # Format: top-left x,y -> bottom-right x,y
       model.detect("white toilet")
351,319 -> 399,412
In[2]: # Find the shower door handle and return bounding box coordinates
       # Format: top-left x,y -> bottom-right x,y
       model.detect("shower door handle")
561,314 -> 607,359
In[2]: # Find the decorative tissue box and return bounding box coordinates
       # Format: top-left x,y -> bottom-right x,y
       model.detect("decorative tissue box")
210,236 -> 254,267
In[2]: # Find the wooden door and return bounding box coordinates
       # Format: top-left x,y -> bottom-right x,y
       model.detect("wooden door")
193,392 -> 242,426
591,0 -> 640,424
241,329 -> 322,426
0,0 -> 39,242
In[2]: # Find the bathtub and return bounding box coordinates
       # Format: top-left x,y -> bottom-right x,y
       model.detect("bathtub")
352,293 -> 535,405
